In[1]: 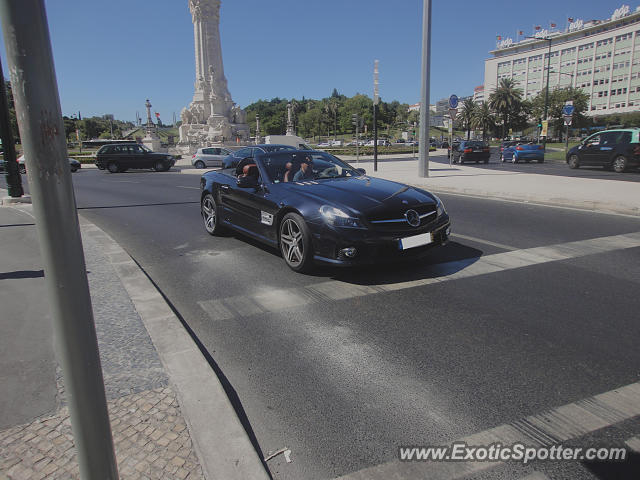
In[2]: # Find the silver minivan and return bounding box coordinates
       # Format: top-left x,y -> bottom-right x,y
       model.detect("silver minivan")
192,147 -> 232,168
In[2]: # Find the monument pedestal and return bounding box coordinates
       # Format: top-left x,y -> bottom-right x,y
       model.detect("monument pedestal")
142,134 -> 162,152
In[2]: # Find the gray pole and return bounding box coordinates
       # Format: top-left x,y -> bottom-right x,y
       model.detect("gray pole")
542,38 -> 552,151
418,0 -> 432,177
0,1 -> 119,478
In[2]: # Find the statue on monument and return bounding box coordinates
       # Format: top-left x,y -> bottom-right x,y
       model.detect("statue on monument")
179,0 -> 249,148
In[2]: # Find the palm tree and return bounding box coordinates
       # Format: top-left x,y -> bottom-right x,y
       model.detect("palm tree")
323,99 -> 339,140
458,98 -> 476,140
488,78 -> 523,139
471,102 -> 495,142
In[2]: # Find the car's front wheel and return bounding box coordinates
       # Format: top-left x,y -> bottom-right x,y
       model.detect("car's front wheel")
279,213 -> 313,273
568,154 -> 580,169
201,193 -> 224,235
612,155 -> 628,173
107,162 -> 119,173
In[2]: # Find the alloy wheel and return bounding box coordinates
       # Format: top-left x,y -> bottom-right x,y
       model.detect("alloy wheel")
202,194 -> 218,235
280,218 -> 304,267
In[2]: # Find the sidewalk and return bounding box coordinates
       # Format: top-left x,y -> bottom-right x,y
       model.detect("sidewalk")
0,199 -> 270,479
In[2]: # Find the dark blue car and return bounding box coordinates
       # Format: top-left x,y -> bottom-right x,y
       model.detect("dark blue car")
200,150 -> 451,272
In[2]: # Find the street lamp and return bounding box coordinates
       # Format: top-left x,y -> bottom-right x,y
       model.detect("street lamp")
526,36 -> 552,149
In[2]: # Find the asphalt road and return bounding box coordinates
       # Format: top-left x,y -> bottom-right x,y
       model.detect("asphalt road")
56,168 -> 640,479
424,150 -> 640,183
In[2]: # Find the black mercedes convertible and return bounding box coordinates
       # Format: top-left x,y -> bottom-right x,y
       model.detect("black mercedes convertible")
199,150 -> 451,272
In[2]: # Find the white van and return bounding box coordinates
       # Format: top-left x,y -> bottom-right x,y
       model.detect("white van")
264,135 -> 312,150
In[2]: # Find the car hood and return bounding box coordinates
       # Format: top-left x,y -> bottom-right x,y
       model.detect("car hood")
283,176 -> 436,216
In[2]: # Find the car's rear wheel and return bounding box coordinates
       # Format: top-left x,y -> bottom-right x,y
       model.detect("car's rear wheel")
70,166 -> 78,173
18,164 -> 26,174
279,213 -> 313,273
568,155 -> 580,169
154,160 -> 167,172
195,160 -> 205,169
201,193 -> 224,235
107,162 -> 119,173
511,156 -> 517,164
612,155 -> 628,173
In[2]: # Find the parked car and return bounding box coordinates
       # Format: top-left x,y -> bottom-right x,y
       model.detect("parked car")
200,150 -> 450,272
13,155 -> 81,174
191,147 -> 232,168
95,142 -> 175,173
440,141 -> 449,149
221,144 -> 297,169
450,141 -> 491,164
566,128 -> 640,173
501,142 -> 544,163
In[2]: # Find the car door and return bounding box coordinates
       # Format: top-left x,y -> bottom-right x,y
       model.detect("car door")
578,134 -> 602,165
224,163 -> 279,243
594,132 -> 623,166
127,144 -> 148,169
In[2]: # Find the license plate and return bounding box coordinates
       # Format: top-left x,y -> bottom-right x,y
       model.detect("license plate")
399,232 -> 433,250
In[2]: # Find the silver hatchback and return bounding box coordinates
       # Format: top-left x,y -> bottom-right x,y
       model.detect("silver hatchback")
191,147 -> 232,168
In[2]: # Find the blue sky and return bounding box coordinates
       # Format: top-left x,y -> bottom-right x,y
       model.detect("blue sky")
0,1 -> 626,122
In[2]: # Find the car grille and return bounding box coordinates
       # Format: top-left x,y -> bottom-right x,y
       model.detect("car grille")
366,203 -> 437,232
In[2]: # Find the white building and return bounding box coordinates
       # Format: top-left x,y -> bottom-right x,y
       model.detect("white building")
473,85 -> 485,103
484,5 -> 640,116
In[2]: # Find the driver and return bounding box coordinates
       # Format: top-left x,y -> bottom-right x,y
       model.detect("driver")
293,156 -> 314,182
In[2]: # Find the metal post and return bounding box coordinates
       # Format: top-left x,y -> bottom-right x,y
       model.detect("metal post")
373,103 -> 378,171
0,1 -> 119,479
418,0 -> 432,177
565,124 -> 569,155
542,38 -> 552,151
0,57 -> 24,197
373,60 -> 379,172
356,118 -> 359,165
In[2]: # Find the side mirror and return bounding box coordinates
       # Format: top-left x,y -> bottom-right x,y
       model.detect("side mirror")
237,176 -> 259,188
356,168 -> 366,175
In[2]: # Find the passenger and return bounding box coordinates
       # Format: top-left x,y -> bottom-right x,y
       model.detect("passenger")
293,156 -> 314,182
283,162 -> 293,182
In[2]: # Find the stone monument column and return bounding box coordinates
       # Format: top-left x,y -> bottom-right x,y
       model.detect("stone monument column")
286,103 -> 294,136
179,0 -> 249,149
142,99 -> 162,152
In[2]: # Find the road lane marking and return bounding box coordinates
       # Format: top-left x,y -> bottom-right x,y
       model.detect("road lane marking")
337,382 -> 640,480
197,231 -> 640,322
451,232 -> 518,251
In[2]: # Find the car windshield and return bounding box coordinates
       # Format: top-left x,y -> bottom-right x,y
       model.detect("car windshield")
258,151 -> 361,184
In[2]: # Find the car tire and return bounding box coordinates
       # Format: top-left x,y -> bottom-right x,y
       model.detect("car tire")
511,156 -> 517,164
18,164 -> 26,174
154,160 -> 167,172
500,154 -> 505,163
194,160 -> 205,169
70,166 -> 78,173
279,213 -> 313,273
612,155 -> 628,173
107,162 -> 119,173
475,160 -> 479,164
484,159 -> 489,164
568,154 -> 580,169
201,193 -> 224,235
538,158 -> 544,163
525,159 -> 531,163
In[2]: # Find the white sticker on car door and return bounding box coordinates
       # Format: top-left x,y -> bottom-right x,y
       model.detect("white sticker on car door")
261,211 -> 274,225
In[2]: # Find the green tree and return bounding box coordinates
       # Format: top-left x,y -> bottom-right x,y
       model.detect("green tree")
457,98 -> 477,140
4,81 -> 20,142
471,102 -> 495,141
530,87 -> 589,140
489,78 -> 523,138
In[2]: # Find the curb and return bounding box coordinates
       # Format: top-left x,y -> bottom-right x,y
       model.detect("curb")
77,217 -> 271,480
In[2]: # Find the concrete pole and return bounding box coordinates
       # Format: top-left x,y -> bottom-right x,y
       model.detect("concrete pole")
418,0 -> 432,177
0,1 -> 118,478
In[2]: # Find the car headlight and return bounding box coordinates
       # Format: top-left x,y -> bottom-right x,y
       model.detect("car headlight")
433,195 -> 447,217
319,205 -> 364,228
